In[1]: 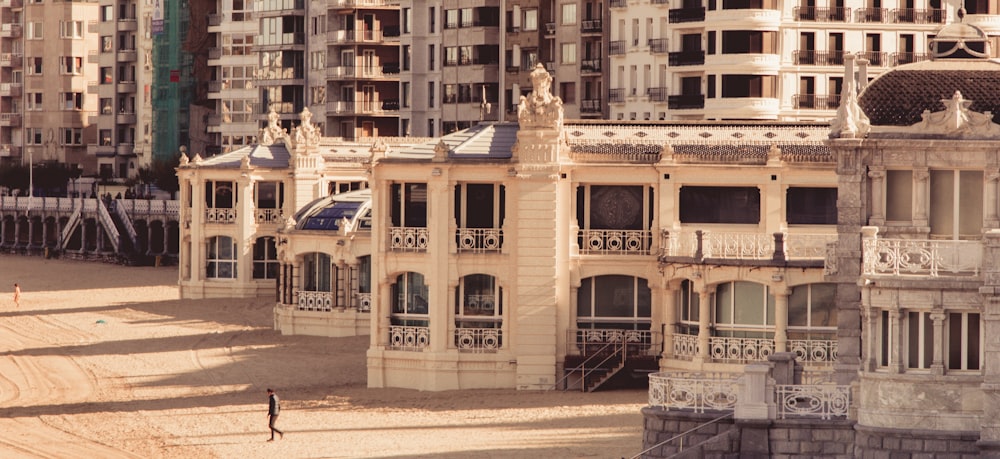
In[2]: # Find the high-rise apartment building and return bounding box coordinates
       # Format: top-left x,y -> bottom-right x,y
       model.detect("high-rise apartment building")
0,0 -> 100,174
90,0 -> 154,178
207,0 -> 259,153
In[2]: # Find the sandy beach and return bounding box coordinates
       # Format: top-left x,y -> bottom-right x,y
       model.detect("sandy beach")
0,255 -> 646,458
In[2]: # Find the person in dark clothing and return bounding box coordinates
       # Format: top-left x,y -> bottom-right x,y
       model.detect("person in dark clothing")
266,388 -> 284,441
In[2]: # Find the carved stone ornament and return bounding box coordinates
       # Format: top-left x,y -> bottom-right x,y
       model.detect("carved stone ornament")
240,154 -> 251,170
517,63 -> 564,130
914,90 -> 1000,138
829,78 -> 871,139
179,152 -> 189,166
290,107 -> 321,150
258,109 -> 287,146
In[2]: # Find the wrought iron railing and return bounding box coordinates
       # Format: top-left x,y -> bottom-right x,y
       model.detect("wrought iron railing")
456,228 -> 502,253
661,230 -> 834,261
776,384 -> 850,419
709,336 -> 775,363
577,229 -> 652,255
571,328 -> 659,357
455,327 -> 502,352
255,208 -> 284,224
205,207 -> 236,224
648,372 -> 740,413
389,325 -> 430,351
297,290 -> 334,311
788,338 -> 838,363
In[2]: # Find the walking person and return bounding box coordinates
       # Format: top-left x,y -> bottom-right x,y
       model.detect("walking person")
266,388 -> 284,441
13,283 -> 20,307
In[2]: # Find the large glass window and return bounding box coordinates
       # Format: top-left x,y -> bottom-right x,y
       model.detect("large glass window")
391,272 -> 429,325
577,275 -> 651,330
206,236 -> 237,279
714,281 -> 774,338
787,187 -> 837,225
390,183 -> 427,227
302,252 -> 332,291
205,180 -> 235,208
455,274 -> 502,328
676,279 -> 700,335
787,283 -> 835,339
930,170 -> 983,239
907,311 -> 933,370
679,186 -> 760,224
252,237 -> 278,279
948,312 -> 981,371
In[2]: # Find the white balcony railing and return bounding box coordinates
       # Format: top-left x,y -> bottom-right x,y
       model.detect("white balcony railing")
648,372 -> 740,413
297,290 -> 334,311
776,384 -> 851,420
788,338 -> 838,363
389,325 -> 430,351
389,226 -> 428,251
661,230 -> 835,261
454,327 -> 502,352
862,232 -> 982,277
356,292 -> 371,312
456,228 -> 502,253
578,229 -> 652,255
671,333 -> 838,364
709,336 -> 775,363
205,207 -> 236,223
255,208 -> 284,224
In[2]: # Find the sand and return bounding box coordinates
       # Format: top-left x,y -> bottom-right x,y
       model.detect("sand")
0,255 -> 646,459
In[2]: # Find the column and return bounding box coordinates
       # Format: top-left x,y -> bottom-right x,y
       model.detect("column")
26,217 -> 34,247
868,168 -> 885,226
986,169 -> 999,228
147,225 -> 154,255
773,287 -> 790,353
930,310 -> 945,375
661,283 -> 677,361
13,217 -> 20,246
860,287 -> 876,371
978,230 -> 1000,451
697,284 -> 711,363
161,223 -> 169,255
568,284 -> 580,355
913,167 -> 929,226
888,308 -> 904,374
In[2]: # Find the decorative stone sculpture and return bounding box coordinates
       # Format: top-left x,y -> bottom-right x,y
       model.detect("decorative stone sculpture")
829,78 -> 870,139
259,109 -> 287,146
291,107 -> 321,149
914,90 -> 1000,137
517,63 -> 564,130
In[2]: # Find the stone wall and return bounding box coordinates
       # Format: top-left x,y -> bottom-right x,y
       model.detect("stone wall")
854,425 -> 980,458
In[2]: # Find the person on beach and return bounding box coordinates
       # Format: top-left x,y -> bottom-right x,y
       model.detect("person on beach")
13,283 -> 20,307
267,388 -> 284,441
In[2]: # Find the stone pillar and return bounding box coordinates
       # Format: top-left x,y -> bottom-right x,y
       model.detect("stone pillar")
773,287 -> 790,353
987,169 -> 1000,229
427,180 -> 451,354
697,284 -> 711,363
336,262 -> 347,309
913,168 -> 929,227
888,308 -> 904,374
662,283 -> 677,361
13,217 -> 20,245
930,310 -> 945,375
735,364 -> 775,420
26,217 -> 34,247
868,168 -> 885,226
161,224 -> 169,255
978,230 -> 1000,452
860,288 -> 876,372
568,283 -> 580,355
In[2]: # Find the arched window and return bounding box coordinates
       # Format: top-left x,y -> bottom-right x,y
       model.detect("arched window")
391,272 -> 428,326
714,281 -> 773,338
577,275 -> 651,330
302,252 -> 332,292
252,236 -> 278,279
206,236 -> 237,279
455,274 -> 502,328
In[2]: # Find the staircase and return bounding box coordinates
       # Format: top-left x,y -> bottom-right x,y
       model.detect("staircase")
562,339 -> 628,392
60,207 -> 82,250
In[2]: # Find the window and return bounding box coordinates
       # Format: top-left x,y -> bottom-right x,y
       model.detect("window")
391,183 -> 428,227
26,128 -> 43,145
906,311 -> 933,369
877,309 -> 892,367
26,22 -> 42,40
255,181 -> 282,210
62,92 -> 84,110
62,128 -> 83,145
715,281 -> 774,338
455,274 -> 502,330
391,272 -> 429,325
930,170 -> 983,239
205,180 -> 235,208
206,236 -> 237,279
786,187 -> 837,225
787,283 -> 836,343
428,82 -> 435,108
27,93 -> 42,110
402,7 -> 411,33
885,170 -> 913,222
721,31 -> 777,53
679,186 -> 760,224
577,275 -> 651,330
523,9 -> 538,30
62,56 -> 83,75
561,3 -> 577,24
302,252 -> 332,291
401,82 -> 410,107
676,279 -> 700,335
429,6 -> 436,33
561,43 -> 576,64
428,44 -> 435,70
252,237 -> 278,279
721,74 -> 776,97
948,312 -> 981,371
100,67 -> 113,84
60,20 -> 83,39
101,5 -> 114,21
402,45 -> 411,71
560,82 -> 575,104
27,58 -> 42,75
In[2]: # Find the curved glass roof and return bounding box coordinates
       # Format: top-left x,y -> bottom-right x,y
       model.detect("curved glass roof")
294,189 -> 371,232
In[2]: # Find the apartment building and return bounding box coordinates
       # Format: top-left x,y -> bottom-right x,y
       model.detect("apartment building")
607,0 -> 977,121
89,0 -> 153,178
0,0 -> 100,174
206,0 -> 259,154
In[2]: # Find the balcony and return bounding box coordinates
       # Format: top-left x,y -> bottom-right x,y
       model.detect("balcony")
117,81 -> 137,94
580,59 -> 601,74
793,94 -> 840,110
608,88 -> 625,103
893,8 -> 945,23
116,112 -> 137,124
544,22 -> 555,35
669,7 -> 705,23
659,230 -> 836,262
668,94 -> 704,110
205,208 -> 237,224
792,50 -> 846,66
389,226 -> 428,252
649,38 -> 668,54
327,28 -> 399,44
669,335 -> 838,365
669,50 -> 704,66
577,229 -> 652,255
456,228 -> 503,253
890,52 -> 929,66
862,227 -> 982,278
0,23 -> 21,38
0,112 -> 20,126
388,325 -> 430,351
580,99 -> 602,114
330,0 -> 398,7
793,6 -> 849,21
581,19 -> 602,34
0,0 -> 24,7
117,18 -> 138,32
0,52 -> 21,67
0,82 -> 21,97
117,49 -> 137,63
647,87 -> 668,102
856,51 -> 887,67
855,7 -> 887,22
609,40 -> 626,55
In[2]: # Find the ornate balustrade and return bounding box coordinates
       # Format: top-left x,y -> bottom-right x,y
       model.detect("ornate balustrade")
297,290 -> 334,311
255,208 -> 284,224
389,226 -> 428,252
862,231 -> 982,277
456,228 -> 502,253
709,336 -> 775,363
673,333 -> 699,359
776,384 -> 850,420
205,208 -> 237,224
648,372 -> 740,413
570,328 -> 659,357
577,229 -> 651,255
670,333 -> 837,364
454,327 -> 502,352
704,232 -> 773,259
356,292 -> 371,312
785,233 -> 838,259
660,230 -> 834,261
788,338 -> 837,363
389,325 -> 430,351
